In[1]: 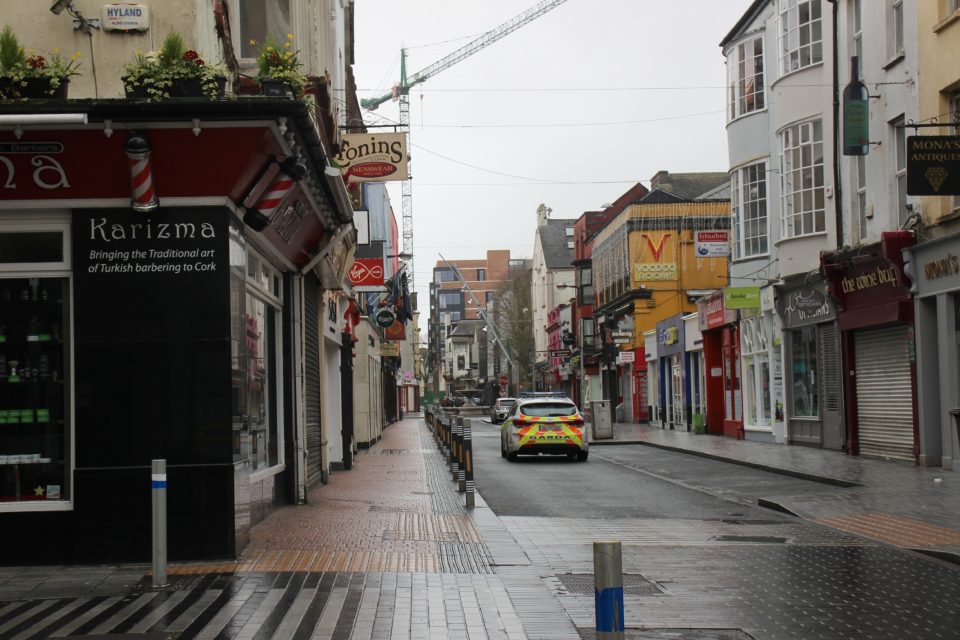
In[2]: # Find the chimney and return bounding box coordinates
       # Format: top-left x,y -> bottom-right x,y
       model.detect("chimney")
650,170 -> 670,191
536,203 -> 552,227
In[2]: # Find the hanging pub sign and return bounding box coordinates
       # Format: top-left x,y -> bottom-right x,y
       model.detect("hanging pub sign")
384,319 -> 406,341
374,307 -> 396,328
907,136 -> 960,196
335,133 -> 408,183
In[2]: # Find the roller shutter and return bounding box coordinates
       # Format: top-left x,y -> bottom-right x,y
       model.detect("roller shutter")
303,276 -> 323,487
854,325 -> 914,461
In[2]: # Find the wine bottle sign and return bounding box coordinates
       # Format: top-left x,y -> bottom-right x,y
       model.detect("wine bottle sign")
843,56 -> 869,156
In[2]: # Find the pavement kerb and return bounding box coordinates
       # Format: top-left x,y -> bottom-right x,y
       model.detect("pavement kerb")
589,438 -> 864,487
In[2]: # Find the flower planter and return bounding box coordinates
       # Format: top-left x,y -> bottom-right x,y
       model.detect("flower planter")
0,77 -> 69,99
260,78 -> 295,98
123,75 -> 226,100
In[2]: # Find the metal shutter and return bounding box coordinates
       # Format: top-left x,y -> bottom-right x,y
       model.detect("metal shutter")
818,324 -> 841,413
303,276 -> 323,487
854,325 -> 914,461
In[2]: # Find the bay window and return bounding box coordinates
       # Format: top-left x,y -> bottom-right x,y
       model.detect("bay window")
731,162 -> 769,259
779,0 -> 823,74
728,35 -> 765,121
780,120 -> 826,238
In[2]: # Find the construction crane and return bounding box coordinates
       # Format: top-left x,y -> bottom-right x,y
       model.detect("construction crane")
361,0 -> 571,290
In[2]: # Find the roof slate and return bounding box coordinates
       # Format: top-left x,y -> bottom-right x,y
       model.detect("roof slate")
538,218 -> 577,270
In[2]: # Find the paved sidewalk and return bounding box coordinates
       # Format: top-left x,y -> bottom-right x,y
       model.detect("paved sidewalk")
596,421 -> 960,561
0,414 -> 578,640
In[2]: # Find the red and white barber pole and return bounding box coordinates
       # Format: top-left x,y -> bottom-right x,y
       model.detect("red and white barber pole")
243,158 -> 308,231
123,134 -> 159,212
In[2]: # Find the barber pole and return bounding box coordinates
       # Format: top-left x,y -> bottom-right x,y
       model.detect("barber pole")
243,158 -> 308,231
123,134 -> 158,212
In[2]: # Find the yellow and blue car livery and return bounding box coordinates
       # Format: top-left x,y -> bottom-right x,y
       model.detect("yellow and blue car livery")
501,400 -> 589,461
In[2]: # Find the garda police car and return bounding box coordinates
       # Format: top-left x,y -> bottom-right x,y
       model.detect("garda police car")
500,397 -> 588,462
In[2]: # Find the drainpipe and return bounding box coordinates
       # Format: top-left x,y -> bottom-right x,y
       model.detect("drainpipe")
827,0 -> 843,248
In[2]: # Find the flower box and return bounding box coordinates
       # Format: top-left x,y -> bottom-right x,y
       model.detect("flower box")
0,76 -> 69,99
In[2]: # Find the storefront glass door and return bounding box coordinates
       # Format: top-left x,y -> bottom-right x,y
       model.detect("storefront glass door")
670,356 -> 683,428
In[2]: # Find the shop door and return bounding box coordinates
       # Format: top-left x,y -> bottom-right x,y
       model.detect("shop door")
818,324 -> 844,451
722,328 -> 742,437
854,325 -> 914,461
633,369 -> 648,422
670,356 -> 684,429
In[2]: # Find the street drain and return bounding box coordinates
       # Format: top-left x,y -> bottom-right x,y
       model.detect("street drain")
555,573 -> 663,596
713,535 -> 789,543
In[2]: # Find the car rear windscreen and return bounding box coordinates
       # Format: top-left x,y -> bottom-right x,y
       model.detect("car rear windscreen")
520,403 -> 577,417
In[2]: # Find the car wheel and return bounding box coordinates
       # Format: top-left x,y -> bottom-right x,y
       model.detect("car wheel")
507,450 -> 518,462
576,450 -> 589,462
500,440 -> 507,458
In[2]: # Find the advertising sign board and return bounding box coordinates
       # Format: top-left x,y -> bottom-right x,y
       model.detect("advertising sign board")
695,230 -> 730,257
335,133 -> 409,183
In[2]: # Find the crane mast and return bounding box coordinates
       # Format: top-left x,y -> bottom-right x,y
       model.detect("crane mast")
361,0 -> 571,291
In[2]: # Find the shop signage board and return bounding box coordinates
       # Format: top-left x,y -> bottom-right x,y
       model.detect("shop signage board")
694,230 -> 730,257
611,330 -> 632,338
73,208 -> 229,342
347,258 -> 385,290
634,262 -> 677,281
613,337 -> 631,344
335,133 -> 409,183
777,284 -> 836,328
102,4 -> 149,31
907,136 -> 960,196
380,342 -> 399,357
724,286 -> 761,309
698,289 -> 736,330
617,351 -> 635,364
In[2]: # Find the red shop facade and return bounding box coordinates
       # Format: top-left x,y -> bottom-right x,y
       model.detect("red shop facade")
821,231 -> 918,462
697,290 -> 742,438
0,100 -> 354,564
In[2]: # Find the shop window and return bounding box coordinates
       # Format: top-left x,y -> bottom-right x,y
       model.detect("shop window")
238,249 -> 283,477
0,226 -> 70,508
791,326 -> 819,417
742,316 -> 772,427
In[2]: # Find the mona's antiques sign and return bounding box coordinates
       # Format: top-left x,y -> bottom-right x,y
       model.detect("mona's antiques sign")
907,136 -> 960,196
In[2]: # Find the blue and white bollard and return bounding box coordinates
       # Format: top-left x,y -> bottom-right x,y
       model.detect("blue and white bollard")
594,540 -> 624,639
152,459 -> 168,588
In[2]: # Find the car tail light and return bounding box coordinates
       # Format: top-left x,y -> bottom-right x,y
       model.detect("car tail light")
569,419 -> 584,428
512,419 -> 532,428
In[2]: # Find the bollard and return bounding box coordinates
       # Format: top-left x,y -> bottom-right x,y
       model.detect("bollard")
151,459 -> 168,588
593,541 -> 624,640
457,417 -> 466,492
451,417 -> 462,482
463,418 -> 475,509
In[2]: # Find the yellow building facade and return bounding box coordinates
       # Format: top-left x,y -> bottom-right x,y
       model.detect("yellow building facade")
593,200 -> 730,348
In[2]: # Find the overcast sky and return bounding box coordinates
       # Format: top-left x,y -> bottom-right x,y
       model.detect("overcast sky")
353,0 -> 756,299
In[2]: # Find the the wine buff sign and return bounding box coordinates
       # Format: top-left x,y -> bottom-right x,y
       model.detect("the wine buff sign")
334,133 -> 408,183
